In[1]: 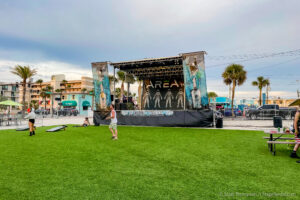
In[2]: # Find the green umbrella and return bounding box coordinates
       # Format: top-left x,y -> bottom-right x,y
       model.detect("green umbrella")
289,99 -> 300,107
0,100 -> 23,106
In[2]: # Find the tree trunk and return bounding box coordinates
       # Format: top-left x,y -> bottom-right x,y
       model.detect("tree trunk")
259,88 -> 262,106
127,82 -> 130,102
44,97 -> 47,110
92,95 -> 95,111
231,81 -> 236,117
22,80 -> 26,117
120,82 -> 124,103
138,82 -> 142,110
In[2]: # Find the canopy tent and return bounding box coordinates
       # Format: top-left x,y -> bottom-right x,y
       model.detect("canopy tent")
62,100 -> 77,107
82,101 -> 90,107
289,99 -> 300,107
0,100 -> 23,106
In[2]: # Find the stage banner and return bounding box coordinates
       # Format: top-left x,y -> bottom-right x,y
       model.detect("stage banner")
182,52 -> 209,109
142,78 -> 185,110
91,62 -> 111,110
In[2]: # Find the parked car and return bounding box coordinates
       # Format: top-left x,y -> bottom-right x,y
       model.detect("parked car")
246,104 -> 296,120
224,108 -> 242,117
56,108 -> 79,116
35,109 -> 50,115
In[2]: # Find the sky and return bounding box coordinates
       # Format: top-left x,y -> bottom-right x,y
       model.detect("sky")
0,0 -> 299,100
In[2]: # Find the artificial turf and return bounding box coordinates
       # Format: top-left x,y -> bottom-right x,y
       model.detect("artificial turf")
0,125 -> 299,200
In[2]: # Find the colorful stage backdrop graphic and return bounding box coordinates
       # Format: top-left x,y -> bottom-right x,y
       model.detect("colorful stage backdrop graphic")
142,79 -> 185,110
91,62 -> 111,110
183,52 -> 209,109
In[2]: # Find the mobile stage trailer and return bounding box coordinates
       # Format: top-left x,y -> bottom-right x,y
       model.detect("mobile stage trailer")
91,51 -> 213,127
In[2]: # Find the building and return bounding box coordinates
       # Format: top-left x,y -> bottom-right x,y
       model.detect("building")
0,82 -> 19,102
265,98 -> 297,107
20,74 -> 94,115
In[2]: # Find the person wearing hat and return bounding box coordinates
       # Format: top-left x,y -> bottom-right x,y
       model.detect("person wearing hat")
25,108 -> 36,136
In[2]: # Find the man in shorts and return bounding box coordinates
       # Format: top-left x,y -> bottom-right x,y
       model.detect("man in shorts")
292,108 -> 300,162
106,104 -> 118,140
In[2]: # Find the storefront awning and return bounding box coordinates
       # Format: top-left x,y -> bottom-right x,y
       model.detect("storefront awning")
62,100 -> 77,107
82,101 -> 90,107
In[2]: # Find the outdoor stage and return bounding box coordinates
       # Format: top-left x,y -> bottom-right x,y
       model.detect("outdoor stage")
91,51 -> 214,127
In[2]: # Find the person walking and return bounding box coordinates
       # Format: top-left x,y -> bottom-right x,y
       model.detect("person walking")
106,104 -> 118,140
291,108 -> 300,162
25,108 -> 36,136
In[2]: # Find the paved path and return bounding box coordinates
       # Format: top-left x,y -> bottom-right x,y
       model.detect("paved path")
0,116 -> 87,130
0,116 -> 294,131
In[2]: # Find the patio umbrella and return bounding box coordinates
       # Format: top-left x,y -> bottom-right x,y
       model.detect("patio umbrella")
0,100 -> 23,106
288,99 -> 300,107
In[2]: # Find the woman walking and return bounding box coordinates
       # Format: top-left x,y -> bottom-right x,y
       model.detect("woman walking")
25,108 -> 36,136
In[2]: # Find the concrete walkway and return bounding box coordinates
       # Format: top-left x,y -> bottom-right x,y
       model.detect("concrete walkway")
0,116 -> 294,131
0,116 -> 87,130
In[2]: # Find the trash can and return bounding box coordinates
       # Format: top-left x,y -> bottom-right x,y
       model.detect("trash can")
273,116 -> 282,128
216,117 -> 223,128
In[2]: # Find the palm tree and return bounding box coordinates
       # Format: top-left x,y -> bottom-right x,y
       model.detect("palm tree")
222,64 -> 247,116
208,92 -> 218,103
61,79 -> 68,93
36,79 -> 43,109
125,73 -> 136,100
66,84 -> 71,93
117,71 -> 125,102
265,79 -> 270,105
46,86 -> 54,115
36,79 -> 43,91
252,76 -> 269,106
109,75 -> 119,95
11,65 -> 37,115
89,89 -> 95,110
137,77 -> 143,109
40,88 -> 50,110
81,88 -> 87,93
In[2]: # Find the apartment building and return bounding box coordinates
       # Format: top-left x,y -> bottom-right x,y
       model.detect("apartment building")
20,74 -> 94,114
0,82 -> 19,102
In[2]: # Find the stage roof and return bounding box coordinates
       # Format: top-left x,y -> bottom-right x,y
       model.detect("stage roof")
108,51 -> 206,79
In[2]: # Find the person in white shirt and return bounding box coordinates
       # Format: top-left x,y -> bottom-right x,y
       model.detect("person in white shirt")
25,108 -> 36,136
106,104 -> 118,140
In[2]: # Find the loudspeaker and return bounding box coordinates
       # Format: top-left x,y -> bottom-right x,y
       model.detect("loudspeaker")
273,116 -> 282,128
216,118 -> 223,128
120,103 -> 127,110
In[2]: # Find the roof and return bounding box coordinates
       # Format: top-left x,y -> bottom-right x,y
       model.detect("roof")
111,56 -> 183,71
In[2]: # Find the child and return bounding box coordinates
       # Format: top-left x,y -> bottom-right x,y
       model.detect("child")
106,104 -> 118,140
82,117 -> 90,127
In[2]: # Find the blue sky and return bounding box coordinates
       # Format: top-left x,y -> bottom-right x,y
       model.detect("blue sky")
0,0 -> 299,99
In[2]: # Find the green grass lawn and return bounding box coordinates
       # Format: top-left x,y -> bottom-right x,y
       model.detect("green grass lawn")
0,126 -> 299,200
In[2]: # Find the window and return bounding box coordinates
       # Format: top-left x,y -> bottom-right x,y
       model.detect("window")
2,85 -> 8,90
62,96 -> 65,100
82,95 -> 85,99
72,95 -> 75,100
12,86 -> 16,91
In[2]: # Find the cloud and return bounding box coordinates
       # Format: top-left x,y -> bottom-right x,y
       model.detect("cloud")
0,59 -> 92,82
